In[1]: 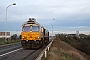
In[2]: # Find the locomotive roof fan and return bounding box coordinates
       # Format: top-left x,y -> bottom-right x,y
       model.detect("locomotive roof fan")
27,18 -> 36,24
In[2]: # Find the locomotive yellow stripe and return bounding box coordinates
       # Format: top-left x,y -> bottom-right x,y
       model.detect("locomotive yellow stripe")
21,32 -> 41,40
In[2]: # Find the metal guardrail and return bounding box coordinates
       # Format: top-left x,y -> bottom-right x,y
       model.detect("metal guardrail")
35,40 -> 53,60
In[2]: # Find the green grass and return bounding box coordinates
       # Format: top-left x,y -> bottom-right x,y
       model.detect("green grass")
0,38 -> 21,46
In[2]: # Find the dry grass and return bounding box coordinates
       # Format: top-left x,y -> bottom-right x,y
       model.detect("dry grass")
42,38 -> 88,60
47,47 -> 75,60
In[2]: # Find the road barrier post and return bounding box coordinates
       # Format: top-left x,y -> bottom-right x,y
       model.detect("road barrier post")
47,46 -> 49,51
45,50 -> 47,58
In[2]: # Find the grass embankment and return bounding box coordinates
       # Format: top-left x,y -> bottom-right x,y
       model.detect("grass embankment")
0,38 -> 21,46
42,38 -> 88,60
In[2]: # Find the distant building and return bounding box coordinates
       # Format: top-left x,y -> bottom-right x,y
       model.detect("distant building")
68,34 -> 76,36
76,31 -> 79,37
0,32 -> 10,38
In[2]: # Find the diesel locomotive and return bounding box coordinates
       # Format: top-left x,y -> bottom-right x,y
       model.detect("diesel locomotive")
21,18 -> 49,49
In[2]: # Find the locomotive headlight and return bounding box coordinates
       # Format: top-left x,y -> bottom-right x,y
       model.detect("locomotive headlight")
22,37 -> 25,38
37,37 -> 39,38
36,36 -> 40,39
22,36 -> 26,39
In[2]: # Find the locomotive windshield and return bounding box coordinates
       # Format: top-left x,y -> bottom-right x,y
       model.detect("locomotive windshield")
23,26 -> 39,31
32,26 -> 39,31
23,26 -> 30,31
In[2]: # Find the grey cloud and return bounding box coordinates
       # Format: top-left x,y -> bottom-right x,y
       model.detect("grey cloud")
0,0 -> 90,34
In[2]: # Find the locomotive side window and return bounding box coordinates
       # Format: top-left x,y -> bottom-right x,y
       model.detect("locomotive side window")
23,26 -> 30,31
32,26 -> 39,31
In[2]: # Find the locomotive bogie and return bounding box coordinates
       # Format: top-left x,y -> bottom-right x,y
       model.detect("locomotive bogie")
21,40 -> 43,49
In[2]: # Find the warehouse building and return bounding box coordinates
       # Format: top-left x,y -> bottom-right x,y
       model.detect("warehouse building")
0,32 -> 10,38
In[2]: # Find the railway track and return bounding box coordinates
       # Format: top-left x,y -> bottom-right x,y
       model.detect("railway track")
0,42 -> 22,60
0,40 -> 51,60
6,49 -> 36,60
0,42 -> 21,55
7,42 -> 50,60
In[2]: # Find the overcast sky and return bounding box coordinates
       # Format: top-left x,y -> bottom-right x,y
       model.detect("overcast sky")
0,0 -> 90,35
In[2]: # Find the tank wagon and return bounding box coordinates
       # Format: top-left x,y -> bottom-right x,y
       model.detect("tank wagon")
21,18 -> 49,49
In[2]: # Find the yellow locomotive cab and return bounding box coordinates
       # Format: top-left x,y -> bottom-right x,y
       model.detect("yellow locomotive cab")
21,32 -> 41,40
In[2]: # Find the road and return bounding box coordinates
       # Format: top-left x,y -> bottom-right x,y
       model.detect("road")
0,40 -> 52,60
